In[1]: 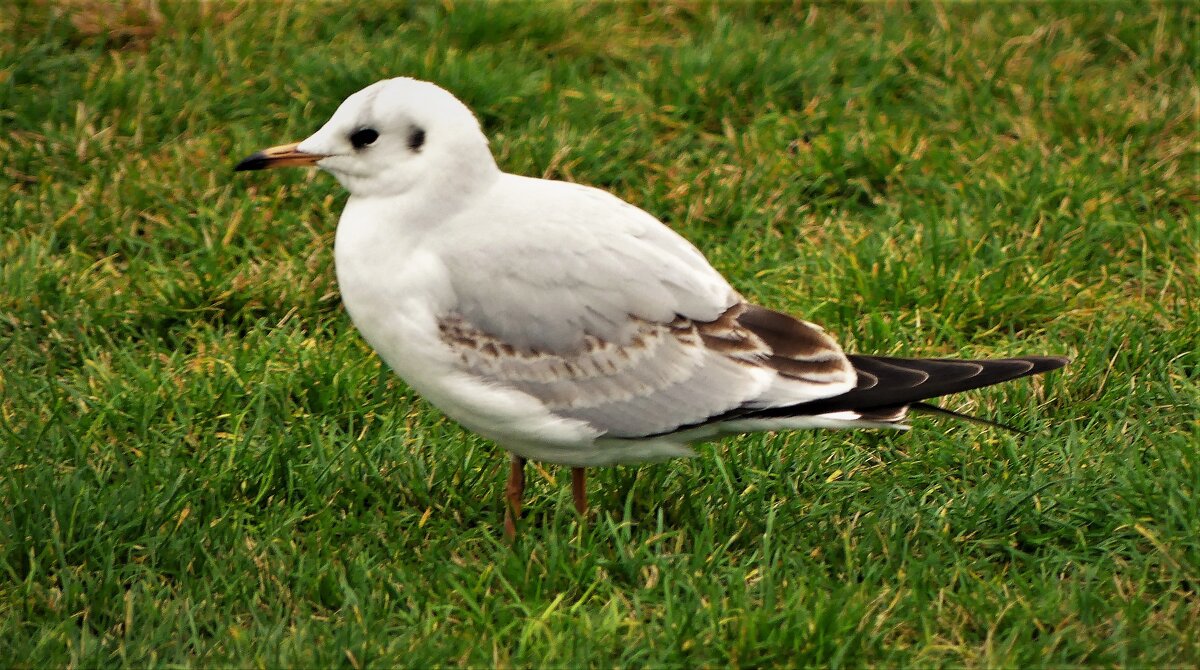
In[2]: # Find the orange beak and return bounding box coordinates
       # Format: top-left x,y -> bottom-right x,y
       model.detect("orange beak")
234,142 -> 326,171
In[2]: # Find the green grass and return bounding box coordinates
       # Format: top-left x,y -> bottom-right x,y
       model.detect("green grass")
2,1 -> 1197,666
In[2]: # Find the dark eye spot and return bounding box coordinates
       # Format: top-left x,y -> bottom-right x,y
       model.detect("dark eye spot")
407,127 -> 426,152
350,128 -> 378,149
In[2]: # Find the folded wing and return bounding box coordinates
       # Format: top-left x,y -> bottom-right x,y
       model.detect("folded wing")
433,177 -> 858,439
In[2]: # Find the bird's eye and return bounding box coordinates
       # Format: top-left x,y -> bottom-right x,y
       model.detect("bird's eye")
349,128 -> 379,149
408,127 -> 426,152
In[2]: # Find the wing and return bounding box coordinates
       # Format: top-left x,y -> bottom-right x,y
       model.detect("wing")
431,176 -> 856,438
435,176 -> 737,354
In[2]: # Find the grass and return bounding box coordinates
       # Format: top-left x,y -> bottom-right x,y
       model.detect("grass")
1,0 -> 1197,666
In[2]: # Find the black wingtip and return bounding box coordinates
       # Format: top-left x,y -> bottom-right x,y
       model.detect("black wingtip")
233,152 -> 269,172
1029,355 -> 1071,369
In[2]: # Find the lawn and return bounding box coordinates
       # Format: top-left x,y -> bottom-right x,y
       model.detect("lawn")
1,1 -> 1197,666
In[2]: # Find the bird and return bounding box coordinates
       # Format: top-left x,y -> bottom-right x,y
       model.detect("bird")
234,77 -> 1068,537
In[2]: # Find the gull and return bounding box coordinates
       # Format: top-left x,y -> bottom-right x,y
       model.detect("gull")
235,77 -> 1068,536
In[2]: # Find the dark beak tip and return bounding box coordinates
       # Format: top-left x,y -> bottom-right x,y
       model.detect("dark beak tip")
234,152 -> 268,172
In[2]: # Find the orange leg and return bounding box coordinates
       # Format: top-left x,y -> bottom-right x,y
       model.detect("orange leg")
504,454 -> 527,539
571,467 -> 587,516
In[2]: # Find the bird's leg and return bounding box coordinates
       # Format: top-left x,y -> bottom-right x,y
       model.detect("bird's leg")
504,454 -> 527,539
571,467 -> 587,516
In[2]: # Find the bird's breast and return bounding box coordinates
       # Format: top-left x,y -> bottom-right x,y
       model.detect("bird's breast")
333,204 -> 456,379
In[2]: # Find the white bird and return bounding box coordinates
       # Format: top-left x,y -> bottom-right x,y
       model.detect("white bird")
235,77 -> 1067,536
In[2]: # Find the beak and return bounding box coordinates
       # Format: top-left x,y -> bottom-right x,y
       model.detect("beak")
234,142 -> 326,171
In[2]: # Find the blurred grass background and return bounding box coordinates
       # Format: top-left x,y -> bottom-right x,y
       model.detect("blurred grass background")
1,0 -> 1197,666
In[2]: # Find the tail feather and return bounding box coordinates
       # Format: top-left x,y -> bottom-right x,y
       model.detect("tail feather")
909,401 -> 1027,435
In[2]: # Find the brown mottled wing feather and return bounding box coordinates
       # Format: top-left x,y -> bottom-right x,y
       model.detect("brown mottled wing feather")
438,302 -> 857,438
736,304 -> 853,384
437,307 -> 765,438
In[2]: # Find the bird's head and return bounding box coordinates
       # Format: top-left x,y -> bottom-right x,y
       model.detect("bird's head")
235,77 -> 496,198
